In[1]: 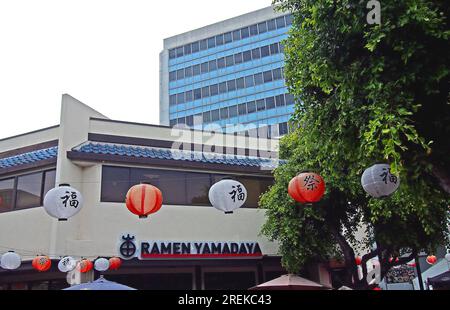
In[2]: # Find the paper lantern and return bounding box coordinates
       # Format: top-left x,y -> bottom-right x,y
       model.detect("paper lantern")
43,184 -> 83,221
426,255 -> 437,265
372,287 -> 382,291
125,183 -> 163,218
288,172 -> 325,203
355,256 -> 362,266
94,258 -> 110,272
79,259 -> 94,273
0,251 -> 21,270
445,253 -> 450,262
208,179 -> 247,214
32,255 -> 51,272
58,256 -> 76,273
361,164 -> 400,198
109,257 -> 122,270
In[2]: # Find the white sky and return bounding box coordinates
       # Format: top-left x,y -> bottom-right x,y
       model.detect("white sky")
0,0 -> 272,139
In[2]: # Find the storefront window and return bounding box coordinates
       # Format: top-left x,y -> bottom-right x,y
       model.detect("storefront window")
0,178 -> 14,213
16,172 -> 43,209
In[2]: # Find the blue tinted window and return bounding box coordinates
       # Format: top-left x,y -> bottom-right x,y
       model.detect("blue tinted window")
211,109 -> 220,121
185,90 -> 193,102
170,95 -> 176,105
201,63 -> 209,74
245,75 -> 254,88
266,97 -> 276,109
225,55 -> 234,67
243,50 -> 251,62
241,27 -> 250,39
169,119 -> 177,126
224,32 -> 232,43
263,70 -> 273,83
256,99 -> 266,111
169,49 -> 176,59
236,77 -> 245,90
194,88 -> 202,100
185,66 -> 193,78
270,43 -> 279,55
210,84 -> 219,96
201,86 -> 210,98
275,94 -> 285,106
177,93 -> 185,104
272,68 -> 282,80
227,80 -> 236,92
220,107 -> 228,119
261,46 -> 270,57
254,73 -> 263,85
192,41 -> 200,53
234,53 -> 243,64
184,44 -> 192,55
247,101 -> 256,113
258,22 -> 267,33
216,34 -> 224,46
203,111 -> 211,123
250,24 -> 258,36
285,14 -> 293,26
285,93 -> 295,105
232,29 -> 241,41
209,60 -> 217,71
238,103 -> 247,115
177,117 -> 186,124
252,48 -> 261,60
217,57 -> 226,69
186,115 -> 194,126
193,64 -> 201,76
207,37 -> 216,49
177,69 -> 184,80
176,47 -> 184,57
279,122 -> 288,135
267,19 -> 276,31
200,39 -> 207,50
229,106 -> 238,118
276,16 -> 286,29
169,71 -> 176,81
219,82 -> 227,94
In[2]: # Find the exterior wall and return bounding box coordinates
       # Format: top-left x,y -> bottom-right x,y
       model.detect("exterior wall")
0,126 -> 59,154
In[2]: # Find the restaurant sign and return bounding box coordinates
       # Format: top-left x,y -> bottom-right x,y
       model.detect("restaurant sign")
118,234 -> 263,260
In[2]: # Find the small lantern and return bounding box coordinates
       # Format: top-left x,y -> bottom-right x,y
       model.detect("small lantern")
43,184 -> 83,221
355,256 -> 362,266
361,164 -> 400,198
0,251 -> 21,270
109,257 -> 122,270
58,256 -> 76,273
94,258 -> 110,272
208,179 -> 247,214
78,259 -> 93,273
288,172 -> 325,204
426,255 -> 437,265
32,255 -> 51,272
125,183 -> 163,219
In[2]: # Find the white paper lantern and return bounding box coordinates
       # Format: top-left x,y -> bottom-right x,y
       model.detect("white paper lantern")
0,251 -> 21,270
445,253 -> 450,262
43,184 -> 83,221
58,256 -> 76,272
94,258 -> 110,272
208,179 -> 247,214
361,164 -> 400,198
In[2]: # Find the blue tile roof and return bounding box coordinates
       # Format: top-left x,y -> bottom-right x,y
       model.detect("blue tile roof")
0,146 -> 58,169
74,142 -> 281,169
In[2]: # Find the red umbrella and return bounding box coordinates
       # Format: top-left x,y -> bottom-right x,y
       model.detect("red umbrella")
249,274 -> 332,290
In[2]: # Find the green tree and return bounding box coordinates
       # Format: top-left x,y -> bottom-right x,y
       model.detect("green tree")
260,0 -> 450,289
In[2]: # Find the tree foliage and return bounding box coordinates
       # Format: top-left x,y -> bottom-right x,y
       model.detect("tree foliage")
261,0 -> 450,288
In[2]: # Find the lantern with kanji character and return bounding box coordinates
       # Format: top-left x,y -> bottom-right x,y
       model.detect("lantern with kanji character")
78,259 -> 93,273
0,251 -> 21,270
426,255 -> 437,265
43,184 -> 83,221
361,164 -> 400,198
58,256 -> 76,273
125,183 -> 163,219
94,258 -> 110,272
208,179 -> 247,214
288,172 -> 325,204
32,255 -> 51,272
109,257 -> 122,270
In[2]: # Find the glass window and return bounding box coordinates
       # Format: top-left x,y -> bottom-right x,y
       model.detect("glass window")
220,107 -> 229,119
224,32 -> 232,43
285,14 -> 293,26
210,84 -> 219,96
200,39 -> 208,51
260,45 -> 270,57
176,47 -> 184,57
254,73 -> 263,85
225,55 -> 234,67
267,19 -> 276,31
177,93 -> 185,104
184,44 -> 192,55
194,88 -> 202,100
276,16 -> 286,29
201,62 -> 209,74
228,105 -> 238,118
266,97 -> 276,109
185,172 -> 210,205
185,66 -> 193,78
219,82 -> 227,94
240,176 -> 272,208
169,49 -> 176,59
241,27 -> 250,39
227,80 -> 236,92
279,122 -> 288,135
247,101 -> 256,113
208,60 -> 217,72
170,119 -> 177,127
43,170 -> 56,198
280,42 -> 285,53
245,75 -> 254,88
251,48 -> 261,60
250,24 -> 258,36
270,43 -> 280,55
217,57 -> 226,69
186,115 -> 194,127
169,71 -> 176,81
272,68 -> 282,80
285,93 -> 295,105
203,111 -> 211,123
177,117 -> 186,124
101,166 -> 130,202
258,21 -> 267,33
193,64 -> 201,76
201,86 -> 210,98
191,41 -> 200,53
256,99 -> 266,111
243,50 -> 252,62
207,37 -> 216,49
238,103 -> 247,115
275,94 -> 285,106
232,29 -> 241,41
0,178 -> 14,212
234,53 -> 243,64
185,90 -> 193,102
263,70 -> 273,83
176,69 -> 184,80
169,95 -> 176,105
211,109 -> 220,121
216,34 -> 224,46
236,77 -> 245,90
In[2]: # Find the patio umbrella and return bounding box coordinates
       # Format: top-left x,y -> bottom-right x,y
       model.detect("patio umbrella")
63,276 -> 136,290
249,274 -> 332,290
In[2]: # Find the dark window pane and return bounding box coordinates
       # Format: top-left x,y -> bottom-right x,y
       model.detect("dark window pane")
176,69 -> 184,80
227,80 -> 236,92
43,170 -> 56,198
263,70 -> 273,83
285,93 -> 295,105
256,99 -> 266,111
234,53 -> 243,64
225,55 -> 234,67
170,95 -> 177,105
185,66 -> 193,78
285,14 -> 293,26
193,64 -> 201,76
241,27 -> 250,39
203,111 -> 211,123
232,29 -> 241,41
280,42 -> 285,53
209,60 -> 217,71
169,71 -> 176,81
250,24 -> 258,36
101,166 -> 130,202
191,41 -> 200,53
219,82 -> 227,94
201,86 -> 210,98
258,22 -> 267,33
236,77 -> 245,90
245,75 -> 254,88
210,84 -> 219,96
211,109 -> 220,121
267,19 -> 276,31
279,122 -> 288,135
270,43 -> 280,55
275,94 -> 285,106
201,62 -> 209,74
254,73 -> 263,85
228,105 -> 238,117
247,101 -> 256,113
224,32 -> 232,43
184,44 -> 192,55
272,68 -> 282,80
185,90 -> 193,102
220,107 -> 228,119
194,88 -> 202,100
238,103 -> 247,115
177,93 -> 185,104
243,50 -> 251,62
276,16 -> 286,29
238,176 -> 272,208
169,49 -> 176,59
169,119 -> 177,127
186,115 -> 194,126
176,47 -> 184,57
185,172 -> 211,205
266,96 -> 276,109
216,34 -> 224,46
177,117 -> 186,124
0,178 -> 14,212
207,37 -> 216,49
200,39 -> 208,51
251,48 -> 261,60
217,57 -> 226,69
260,45 -> 270,57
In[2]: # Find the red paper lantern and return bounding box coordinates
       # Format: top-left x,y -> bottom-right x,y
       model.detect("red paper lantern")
372,287 -> 382,291
32,255 -> 51,272
109,257 -> 122,270
355,256 -> 362,266
288,172 -> 325,204
79,259 -> 93,273
426,255 -> 437,265
125,184 -> 163,218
